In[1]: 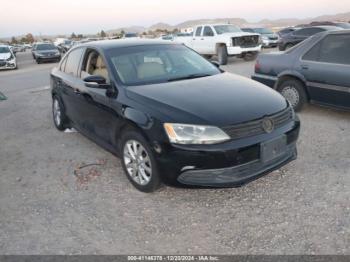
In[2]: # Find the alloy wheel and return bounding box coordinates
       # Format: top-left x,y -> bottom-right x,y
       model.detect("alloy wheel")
123,140 -> 152,186
281,86 -> 300,108
53,99 -> 62,126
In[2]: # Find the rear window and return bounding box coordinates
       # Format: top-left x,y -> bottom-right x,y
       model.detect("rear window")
64,48 -> 84,76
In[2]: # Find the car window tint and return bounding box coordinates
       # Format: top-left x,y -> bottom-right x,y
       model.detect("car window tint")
203,26 -> 214,37
59,56 -> 68,71
64,48 -> 84,76
295,28 -> 322,36
319,34 -> 350,65
195,27 -> 202,37
302,41 -> 322,61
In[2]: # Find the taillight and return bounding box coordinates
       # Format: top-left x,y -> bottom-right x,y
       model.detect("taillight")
254,59 -> 260,73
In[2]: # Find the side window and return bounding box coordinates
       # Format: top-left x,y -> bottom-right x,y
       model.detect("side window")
195,27 -> 203,37
81,50 -> 110,82
319,34 -> 350,65
203,26 -> 214,37
64,48 -> 84,77
302,41 -> 321,61
59,56 -> 68,71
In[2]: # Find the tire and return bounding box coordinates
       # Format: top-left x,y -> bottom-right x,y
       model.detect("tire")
120,130 -> 161,193
243,51 -> 259,61
217,45 -> 228,65
277,78 -> 307,112
52,96 -> 69,131
36,59 -> 41,64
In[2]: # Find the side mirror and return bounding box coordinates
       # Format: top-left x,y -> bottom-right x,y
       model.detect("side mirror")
83,75 -> 108,89
211,61 -> 220,68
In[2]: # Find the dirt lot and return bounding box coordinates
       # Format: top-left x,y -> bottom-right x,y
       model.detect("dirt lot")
0,50 -> 349,254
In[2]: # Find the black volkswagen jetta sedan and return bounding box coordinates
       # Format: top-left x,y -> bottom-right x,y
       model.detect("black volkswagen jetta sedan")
51,40 -> 300,192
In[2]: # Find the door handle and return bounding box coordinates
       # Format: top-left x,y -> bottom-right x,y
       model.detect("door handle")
74,89 -> 82,95
301,65 -> 309,70
201,38 -> 204,40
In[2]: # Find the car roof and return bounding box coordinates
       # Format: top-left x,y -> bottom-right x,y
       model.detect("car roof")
79,39 -> 177,50
300,25 -> 341,30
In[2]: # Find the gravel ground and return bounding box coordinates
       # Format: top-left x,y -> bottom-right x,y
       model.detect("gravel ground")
0,50 -> 349,255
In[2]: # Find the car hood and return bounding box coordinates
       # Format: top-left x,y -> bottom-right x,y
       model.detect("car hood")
219,32 -> 260,38
0,53 -> 11,60
35,50 -> 58,54
126,73 -> 288,127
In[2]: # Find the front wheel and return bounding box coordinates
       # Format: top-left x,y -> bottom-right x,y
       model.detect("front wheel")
52,96 -> 69,131
277,78 -> 307,112
120,130 -> 161,193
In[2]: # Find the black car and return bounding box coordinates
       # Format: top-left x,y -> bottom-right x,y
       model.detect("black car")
277,27 -> 301,38
242,28 -> 279,47
51,40 -> 300,192
32,43 -> 61,64
277,26 -> 340,51
252,30 -> 350,111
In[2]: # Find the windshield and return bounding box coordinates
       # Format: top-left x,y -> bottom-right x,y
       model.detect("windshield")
36,44 -> 56,51
108,44 -> 221,86
214,25 -> 242,34
336,23 -> 350,29
254,28 -> 274,34
0,46 -> 10,53
64,40 -> 72,45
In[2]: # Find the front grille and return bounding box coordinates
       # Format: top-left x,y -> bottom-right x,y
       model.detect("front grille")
232,35 -> 260,48
222,107 -> 293,140
269,36 -> 278,40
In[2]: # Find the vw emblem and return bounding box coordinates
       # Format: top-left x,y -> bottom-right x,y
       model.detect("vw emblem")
262,117 -> 274,133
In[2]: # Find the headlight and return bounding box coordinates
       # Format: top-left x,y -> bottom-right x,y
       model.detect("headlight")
6,55 -> 14,61
164,123 -> 230,145
261,35 -> 269,40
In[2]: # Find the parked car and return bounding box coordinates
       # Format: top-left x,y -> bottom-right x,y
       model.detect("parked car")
123,33 -> 139,38
277,27 -> 301,38
252,30 -> 350,111
175,24 -> 262,65
12,44 -> 26,53
278,26 -> 340,51
50,40 -> 300,192
32,43 -> 61,64
333,22 -> 350,29
0,45 -> 17,70
242,28 -> 279,47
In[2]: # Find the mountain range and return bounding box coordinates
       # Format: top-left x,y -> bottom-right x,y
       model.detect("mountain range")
106,11 -> 350,34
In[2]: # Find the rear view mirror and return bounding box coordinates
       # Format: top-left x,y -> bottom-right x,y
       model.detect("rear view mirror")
83,75 -> 108,89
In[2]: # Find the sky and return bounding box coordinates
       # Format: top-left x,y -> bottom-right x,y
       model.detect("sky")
1,0 -> 350,37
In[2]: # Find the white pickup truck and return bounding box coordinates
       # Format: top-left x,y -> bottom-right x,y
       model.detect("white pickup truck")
175,24 -> 262,65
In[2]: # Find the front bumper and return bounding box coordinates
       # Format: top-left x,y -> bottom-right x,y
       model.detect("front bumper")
178,142 -> 296,186
227,45 -> 262,55
36,55 -> 61,62
262,39 -> 279,47
0,61 -> 16,70
156,119 -> 300,187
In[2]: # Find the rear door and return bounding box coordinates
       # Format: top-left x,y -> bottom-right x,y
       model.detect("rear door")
300,33 -> 350,108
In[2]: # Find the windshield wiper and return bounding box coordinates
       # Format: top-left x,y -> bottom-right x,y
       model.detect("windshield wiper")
167,73 -> 212,82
